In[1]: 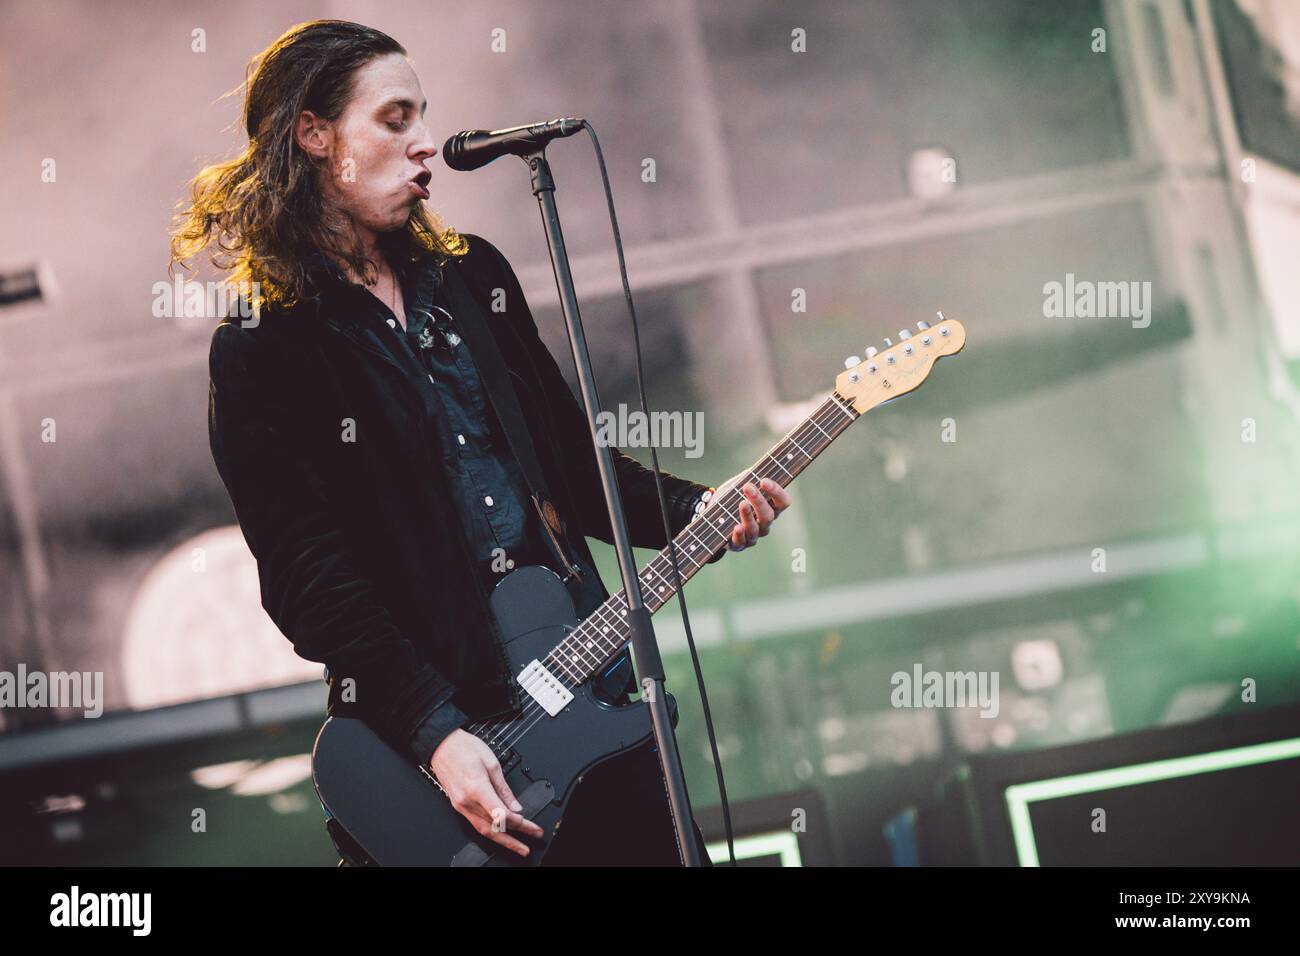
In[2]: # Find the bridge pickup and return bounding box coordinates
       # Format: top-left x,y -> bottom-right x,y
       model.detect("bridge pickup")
516,660 -> 574,717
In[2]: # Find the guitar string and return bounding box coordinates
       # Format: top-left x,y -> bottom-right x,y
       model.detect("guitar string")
473,396 -> 854,756
465,395 -> 856,755
479,396 -> 855,756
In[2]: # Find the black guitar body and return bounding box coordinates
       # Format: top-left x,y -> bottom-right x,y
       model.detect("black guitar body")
311,564 -> 667,866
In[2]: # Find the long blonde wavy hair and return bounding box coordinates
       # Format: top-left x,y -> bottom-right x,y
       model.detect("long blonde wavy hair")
169,19 -> 465,312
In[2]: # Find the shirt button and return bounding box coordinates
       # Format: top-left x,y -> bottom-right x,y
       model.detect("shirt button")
484,495 -> 494,507
457,434 -> 466,445
428,374 -> 435,383
387,318 -> 396,329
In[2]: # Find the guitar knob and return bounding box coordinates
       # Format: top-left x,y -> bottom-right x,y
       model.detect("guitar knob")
844,355 -> 861,369
917,319 -> 930,330
898,329 -> 911,340
865,346 -> 878,358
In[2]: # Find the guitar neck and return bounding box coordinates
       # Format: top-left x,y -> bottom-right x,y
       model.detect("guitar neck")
545,389 -> 860,684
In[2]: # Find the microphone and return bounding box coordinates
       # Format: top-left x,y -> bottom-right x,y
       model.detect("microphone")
441,118 -> 585,171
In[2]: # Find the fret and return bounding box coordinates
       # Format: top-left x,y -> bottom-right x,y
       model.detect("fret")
828,393 -> 856,421
807,417 -> 833,442
785,433 -> 813,461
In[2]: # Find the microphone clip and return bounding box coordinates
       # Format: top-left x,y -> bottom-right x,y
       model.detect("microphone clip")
417,305 -> 461,350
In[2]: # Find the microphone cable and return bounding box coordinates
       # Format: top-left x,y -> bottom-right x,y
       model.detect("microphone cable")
572,120 -> 739,867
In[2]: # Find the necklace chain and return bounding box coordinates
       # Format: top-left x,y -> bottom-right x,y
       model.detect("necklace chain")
383,264 -> 399,326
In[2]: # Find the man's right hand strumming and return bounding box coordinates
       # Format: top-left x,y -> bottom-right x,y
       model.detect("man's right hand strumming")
429,729 -> 545,857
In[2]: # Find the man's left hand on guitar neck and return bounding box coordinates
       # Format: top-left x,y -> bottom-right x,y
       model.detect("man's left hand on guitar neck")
715,475 -> 792,554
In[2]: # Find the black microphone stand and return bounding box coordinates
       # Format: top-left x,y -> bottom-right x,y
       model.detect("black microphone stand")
518,146 -> 703,866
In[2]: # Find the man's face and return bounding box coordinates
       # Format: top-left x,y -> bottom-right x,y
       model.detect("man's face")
302,52 -> 437,241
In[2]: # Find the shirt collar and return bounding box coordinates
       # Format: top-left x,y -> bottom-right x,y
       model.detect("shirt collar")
301,247 -> 437,324
398,258 -> 441,338
299,248 -> 348,289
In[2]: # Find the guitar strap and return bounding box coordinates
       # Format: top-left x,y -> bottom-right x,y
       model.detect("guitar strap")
438,258 -> 585,584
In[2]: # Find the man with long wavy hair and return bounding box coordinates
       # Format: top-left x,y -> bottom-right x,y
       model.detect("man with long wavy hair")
176,19 -> 790,866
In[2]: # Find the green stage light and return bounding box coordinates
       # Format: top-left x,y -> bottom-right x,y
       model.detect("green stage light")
705,830 -> 804,866
1005,736 -> 1300,866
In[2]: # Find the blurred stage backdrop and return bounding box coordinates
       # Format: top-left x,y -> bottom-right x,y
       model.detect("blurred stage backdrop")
1,0 -> 1299,865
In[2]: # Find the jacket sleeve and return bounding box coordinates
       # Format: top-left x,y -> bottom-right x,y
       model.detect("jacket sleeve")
408,701 -> 469,768
207,320 -> 467,764
467,234 -> 725,562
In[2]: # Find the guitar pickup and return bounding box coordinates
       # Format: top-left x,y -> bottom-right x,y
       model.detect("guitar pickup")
516,660 -> 574,717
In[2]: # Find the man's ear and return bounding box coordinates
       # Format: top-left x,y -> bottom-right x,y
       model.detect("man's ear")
295,110 -> 333,158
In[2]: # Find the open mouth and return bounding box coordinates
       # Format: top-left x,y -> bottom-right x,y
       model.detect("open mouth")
408,169 -> 432,200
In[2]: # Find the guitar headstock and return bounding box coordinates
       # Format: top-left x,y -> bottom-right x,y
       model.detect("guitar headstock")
835,317 -> 966,414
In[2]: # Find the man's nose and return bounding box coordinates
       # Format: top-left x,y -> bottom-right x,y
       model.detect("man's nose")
410,122 -> 438,160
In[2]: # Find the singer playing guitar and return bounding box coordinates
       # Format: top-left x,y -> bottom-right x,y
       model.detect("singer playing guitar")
175,20 -> 791,865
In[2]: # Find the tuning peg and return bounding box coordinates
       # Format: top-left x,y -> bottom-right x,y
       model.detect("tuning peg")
883,337 -> 893,347
865,346 -> 878,359
917,319 -> 930,330
844,355 -> 861,369
898,329 -> 911,340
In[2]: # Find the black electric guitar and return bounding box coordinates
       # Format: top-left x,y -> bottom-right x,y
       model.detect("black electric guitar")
311,319 -> 966,865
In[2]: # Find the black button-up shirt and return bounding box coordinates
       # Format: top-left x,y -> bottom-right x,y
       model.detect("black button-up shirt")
397,261 -> 534,568
363,257 -> 631,765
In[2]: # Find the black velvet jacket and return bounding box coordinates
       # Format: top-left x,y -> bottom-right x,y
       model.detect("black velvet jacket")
207,233 -> 717,757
